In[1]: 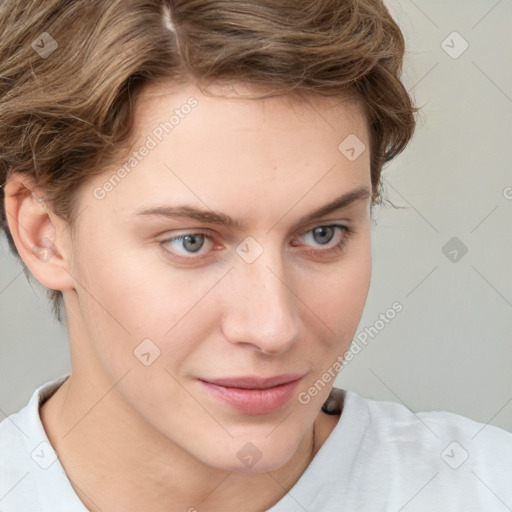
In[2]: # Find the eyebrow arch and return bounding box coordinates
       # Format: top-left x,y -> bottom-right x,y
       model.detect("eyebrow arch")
131,186 -> 371,229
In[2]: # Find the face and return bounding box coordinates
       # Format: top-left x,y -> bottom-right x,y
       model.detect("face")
63,81 -> 372,472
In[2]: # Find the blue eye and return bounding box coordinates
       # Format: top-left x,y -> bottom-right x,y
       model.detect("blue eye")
162,232 -> 212,258
160,224 -> 353,263
293,224 -> 353,255
300,225 -> 339,246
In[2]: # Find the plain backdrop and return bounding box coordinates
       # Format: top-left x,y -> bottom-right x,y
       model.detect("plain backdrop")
1,0 -> 511,431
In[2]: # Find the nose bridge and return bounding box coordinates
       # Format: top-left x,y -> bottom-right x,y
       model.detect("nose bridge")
220,241 -> 301,353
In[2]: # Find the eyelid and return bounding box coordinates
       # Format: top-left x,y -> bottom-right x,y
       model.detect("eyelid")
159,220 -> 349,245
159,222 -> 351,264
159,231 -> 217,263
160,230 -> 215,250
292,223 -> 350,249
295,219 -> 350,237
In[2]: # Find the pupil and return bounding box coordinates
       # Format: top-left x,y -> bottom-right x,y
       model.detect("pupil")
313,226 -> 334,245
183,234 -> 204,253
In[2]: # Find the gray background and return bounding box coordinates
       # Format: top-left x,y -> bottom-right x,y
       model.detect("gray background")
1,0 -> 511,431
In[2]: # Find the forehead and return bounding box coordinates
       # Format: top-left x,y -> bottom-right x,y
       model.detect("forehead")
80,81 -> 371,229
133,82 -> 368,173
135,80 -> 368,139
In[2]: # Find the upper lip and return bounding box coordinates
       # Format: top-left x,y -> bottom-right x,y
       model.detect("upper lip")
199,373 -> 305,390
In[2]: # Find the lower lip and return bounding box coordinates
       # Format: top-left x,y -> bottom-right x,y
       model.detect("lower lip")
197,378 -> 302,415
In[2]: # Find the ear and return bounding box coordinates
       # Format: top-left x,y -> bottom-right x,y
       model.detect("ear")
3,173 -> 76,292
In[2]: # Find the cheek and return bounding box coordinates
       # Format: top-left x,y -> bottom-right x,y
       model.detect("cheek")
71,235 -> 225,364
300,236 -> 371,343
294,239 -> 371,406
73,234 -> 176,327
68,239 -> 217,414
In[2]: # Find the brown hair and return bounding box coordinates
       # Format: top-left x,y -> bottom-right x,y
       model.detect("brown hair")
0,0 -> 418,322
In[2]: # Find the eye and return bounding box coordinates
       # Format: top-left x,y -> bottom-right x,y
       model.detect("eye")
159,224 -> 353,263
294,224 -> 352,253
301,225 -> 338,246
161,232 -> 214,261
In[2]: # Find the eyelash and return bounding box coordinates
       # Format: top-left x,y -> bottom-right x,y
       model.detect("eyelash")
160,224 -> 354,263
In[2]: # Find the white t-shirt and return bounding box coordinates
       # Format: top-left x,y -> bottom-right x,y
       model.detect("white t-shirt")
1,374 -> 511,511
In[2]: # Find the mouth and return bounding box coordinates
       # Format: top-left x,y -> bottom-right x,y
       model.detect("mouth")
197,373 -> 305,415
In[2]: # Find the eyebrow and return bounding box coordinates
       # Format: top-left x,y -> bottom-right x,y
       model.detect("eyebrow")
131,186 -> 371,229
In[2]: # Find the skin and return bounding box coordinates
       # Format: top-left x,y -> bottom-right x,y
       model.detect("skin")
5,81 -> 372,511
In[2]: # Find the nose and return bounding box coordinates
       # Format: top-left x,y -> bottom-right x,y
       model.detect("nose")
220,246 -> 301,355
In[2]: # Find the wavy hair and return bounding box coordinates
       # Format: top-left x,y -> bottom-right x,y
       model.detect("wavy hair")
0,0 -> 418,321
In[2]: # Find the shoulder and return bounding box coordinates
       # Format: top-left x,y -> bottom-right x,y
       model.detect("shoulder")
337,389 -> 512,509
0,375 -> 71,509
0,390 -> 39,507
353,390 -> 512,445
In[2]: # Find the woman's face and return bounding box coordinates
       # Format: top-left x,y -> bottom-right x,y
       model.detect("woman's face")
64,81 -> 372,471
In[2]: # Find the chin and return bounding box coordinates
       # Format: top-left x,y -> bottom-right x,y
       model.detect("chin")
196,430 -> 303,474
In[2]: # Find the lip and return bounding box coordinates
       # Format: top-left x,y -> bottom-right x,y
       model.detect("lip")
197,374 -> 304,415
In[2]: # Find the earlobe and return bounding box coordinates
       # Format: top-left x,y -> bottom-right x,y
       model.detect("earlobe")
3,173 -> 75,292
